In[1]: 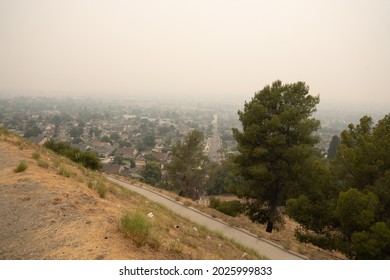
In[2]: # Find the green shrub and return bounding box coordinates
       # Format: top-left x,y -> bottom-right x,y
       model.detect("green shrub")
32,152 -> 41,160
209,198 -> 244,217
37,159 -> 49,168
57,166 -> 71,177
44,140 -> 101,170
96,182 -> 107,198
14,161 -> 28,173
120,212 -> 151,246
0,127 -> 11,136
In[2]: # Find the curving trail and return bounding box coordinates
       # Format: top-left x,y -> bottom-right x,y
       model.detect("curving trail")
107,176 -> 307,260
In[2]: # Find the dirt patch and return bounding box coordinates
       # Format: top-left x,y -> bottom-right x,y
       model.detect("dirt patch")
0,139 -> 151,259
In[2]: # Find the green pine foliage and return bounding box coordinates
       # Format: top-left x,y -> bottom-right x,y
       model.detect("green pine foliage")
209,198 -> 244,217
327,135 -> 340,160
166,129 -> 208,200
141,161 -> 162,186
232,80 -> 321,233
205,158 -> 247,196
287,114 -> 390,259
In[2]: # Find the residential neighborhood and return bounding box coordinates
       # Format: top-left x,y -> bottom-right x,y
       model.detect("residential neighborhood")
0,96 -> 240,180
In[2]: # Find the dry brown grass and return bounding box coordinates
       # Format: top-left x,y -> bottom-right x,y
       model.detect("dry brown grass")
0,133 -> 262,260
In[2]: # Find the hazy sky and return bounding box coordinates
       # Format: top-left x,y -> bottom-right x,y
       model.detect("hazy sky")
1,0 -> 389,107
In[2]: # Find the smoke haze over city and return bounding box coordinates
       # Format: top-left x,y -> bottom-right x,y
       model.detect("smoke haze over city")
0,0 -> 389,110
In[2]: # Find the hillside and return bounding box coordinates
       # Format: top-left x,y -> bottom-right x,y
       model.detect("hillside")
0,129 -> 262,260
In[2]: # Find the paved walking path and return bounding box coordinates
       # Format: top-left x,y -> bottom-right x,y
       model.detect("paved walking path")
107,176 -> 307,260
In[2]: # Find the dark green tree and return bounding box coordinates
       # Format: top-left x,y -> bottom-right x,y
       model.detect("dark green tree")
113,156 -> 124,165
69,126 -> 84,138
327,135 -> 340,160
89,127 -> 102,138
100,135 -> 112,144
79,151 -> 102,170
206,158 -> 246,196
24,124 -> 42,138
110,132 -> 120,142
166,129 -> 208,200
143,133 -> 156,148
129,158 -> 136,168
232,80 -> 320,233
141,161 -> 162,186
287,115 -> 390,259
119,140 -> 132,148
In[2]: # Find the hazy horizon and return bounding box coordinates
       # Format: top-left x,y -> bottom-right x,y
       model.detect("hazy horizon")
1,0 -> 389,110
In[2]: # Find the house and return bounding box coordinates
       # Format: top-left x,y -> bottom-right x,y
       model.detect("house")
100,163 -> 124,175
150,151 -> 169,163
90,141 -> 118,159
28,134 -> 49,146
135,157 -> 146,167
114,147 -> 138,159
120,166 -> 144,180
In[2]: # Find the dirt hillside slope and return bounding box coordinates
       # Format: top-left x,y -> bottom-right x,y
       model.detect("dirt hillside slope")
0,132 -> 261,260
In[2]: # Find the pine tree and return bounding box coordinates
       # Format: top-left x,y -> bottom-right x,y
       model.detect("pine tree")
166,129 -> 208,200
327,135 -> 340,160
287,114 -> 390,259
233,80 -> 320,233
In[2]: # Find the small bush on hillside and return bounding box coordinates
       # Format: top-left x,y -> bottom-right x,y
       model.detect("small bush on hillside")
0,127 -> 11,136
37,159 -> 49,169
44,140 -> 101,170
32,152 -> 40,160
57,166 -> 71,177
209,198 -> 244,217
87,180 -> 108,198
14,161 -> 28,173
96,182 -> 107,198
120,212 -> 151,247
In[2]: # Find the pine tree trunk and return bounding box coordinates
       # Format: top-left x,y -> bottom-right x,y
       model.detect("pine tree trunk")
266,220 -> 273,233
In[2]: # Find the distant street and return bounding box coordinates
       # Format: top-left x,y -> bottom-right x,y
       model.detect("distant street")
208,114 -> 223,162
107,176 -> 306,260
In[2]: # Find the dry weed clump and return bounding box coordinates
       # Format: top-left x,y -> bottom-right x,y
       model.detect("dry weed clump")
37,159 -> 50,169
57,166 -> 72,177
120,211 -> 152,247
96,182 -> 107,198
32,152 -> 40,160
87,180 -> 108,198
